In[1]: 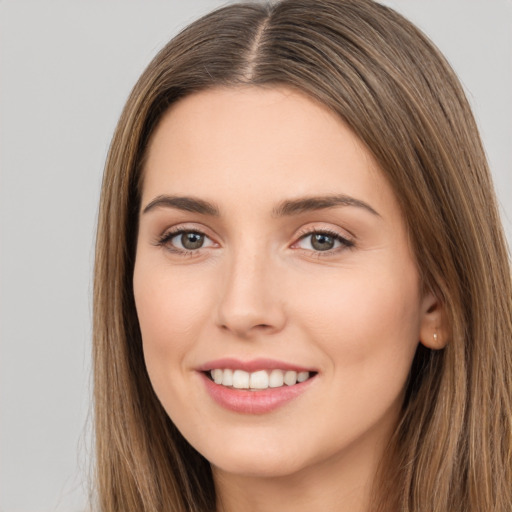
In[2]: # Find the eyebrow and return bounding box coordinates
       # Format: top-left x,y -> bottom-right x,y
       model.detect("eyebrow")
141,194 -> 380,217
272,194 -> 380,218
142,195 -> 220,216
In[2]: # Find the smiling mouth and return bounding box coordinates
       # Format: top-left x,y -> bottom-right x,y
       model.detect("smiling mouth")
206,369 -> 317,390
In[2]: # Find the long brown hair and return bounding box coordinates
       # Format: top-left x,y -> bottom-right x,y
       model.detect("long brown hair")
93,1 -> 512,510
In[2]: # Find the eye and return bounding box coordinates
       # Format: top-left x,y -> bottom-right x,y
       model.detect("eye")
158,229 -> 216,253
295,230 -> 354,252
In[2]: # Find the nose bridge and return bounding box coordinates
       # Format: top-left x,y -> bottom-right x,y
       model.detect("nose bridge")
216,239 -> 285,337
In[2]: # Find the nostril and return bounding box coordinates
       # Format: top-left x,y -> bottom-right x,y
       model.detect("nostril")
218,318 -> 282,338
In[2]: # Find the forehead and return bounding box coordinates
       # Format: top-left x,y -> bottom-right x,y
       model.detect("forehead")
141,86 -> 394,217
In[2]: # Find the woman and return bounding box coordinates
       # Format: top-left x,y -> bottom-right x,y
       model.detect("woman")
93,0 -> 512,510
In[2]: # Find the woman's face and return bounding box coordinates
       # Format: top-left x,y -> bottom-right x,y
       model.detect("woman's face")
134,86 -> 436,480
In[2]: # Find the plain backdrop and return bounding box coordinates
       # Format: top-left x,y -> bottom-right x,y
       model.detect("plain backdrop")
1,1 -> 510,511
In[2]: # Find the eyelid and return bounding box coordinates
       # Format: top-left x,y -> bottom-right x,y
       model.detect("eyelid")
156,222 -> 216,239
295,223 -> 354,239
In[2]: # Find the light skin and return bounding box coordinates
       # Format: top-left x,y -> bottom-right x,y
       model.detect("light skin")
133,86 -> 445,512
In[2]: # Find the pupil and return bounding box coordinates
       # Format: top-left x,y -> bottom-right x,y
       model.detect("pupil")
181,232 -> 204,250
311,233 -> 334,251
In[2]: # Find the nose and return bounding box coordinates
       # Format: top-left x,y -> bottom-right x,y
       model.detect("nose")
215,246 -> 286,339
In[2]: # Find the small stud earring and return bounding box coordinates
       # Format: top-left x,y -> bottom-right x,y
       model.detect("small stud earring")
433,332 -> 438,344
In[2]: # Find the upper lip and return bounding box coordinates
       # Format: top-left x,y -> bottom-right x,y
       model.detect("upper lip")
197,357 -> 316,373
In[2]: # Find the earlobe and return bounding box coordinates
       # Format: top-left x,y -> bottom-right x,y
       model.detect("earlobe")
419,292 -> 449,350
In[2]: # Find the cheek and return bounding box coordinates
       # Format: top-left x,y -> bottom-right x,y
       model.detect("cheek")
133,261 -> 216,372
285,265 -> 422,450
293,263 -> 422,374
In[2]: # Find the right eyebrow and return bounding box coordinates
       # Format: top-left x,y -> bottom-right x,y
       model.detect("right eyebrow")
142,195 -> 220,216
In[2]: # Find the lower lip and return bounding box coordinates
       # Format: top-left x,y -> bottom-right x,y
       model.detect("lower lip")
199,372 -> 316,414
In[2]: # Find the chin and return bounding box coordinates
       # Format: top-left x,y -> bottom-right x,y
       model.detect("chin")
210,453 -> 308,479
194,433 -> 312,479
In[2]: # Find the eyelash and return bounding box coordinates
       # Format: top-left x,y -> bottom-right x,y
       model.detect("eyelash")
293,228 -> 355,256
155,227 -> 355,257
155,228 -> 214,257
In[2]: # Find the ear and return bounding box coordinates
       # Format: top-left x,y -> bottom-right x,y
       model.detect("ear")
419,291 -> 448,350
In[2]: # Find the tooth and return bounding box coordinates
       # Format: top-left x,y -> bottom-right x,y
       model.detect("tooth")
222,369 -> 233,386
212,368 -> 307,388
232,370 -> 250,389
250,370 -> 269,389
269,369 -> 284,388
212,369 -> 223,384
284,370 -> 297,386
297,371 -> 309,383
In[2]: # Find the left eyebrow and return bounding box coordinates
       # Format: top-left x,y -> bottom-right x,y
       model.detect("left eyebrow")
271,194 -> 380,218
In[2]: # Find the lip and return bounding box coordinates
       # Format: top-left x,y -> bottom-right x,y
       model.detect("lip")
196,358 -> 318,414
197,357 -> 315,373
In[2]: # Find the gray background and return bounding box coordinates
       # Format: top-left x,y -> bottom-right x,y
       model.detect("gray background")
1,1 -> 510,511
